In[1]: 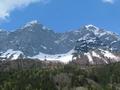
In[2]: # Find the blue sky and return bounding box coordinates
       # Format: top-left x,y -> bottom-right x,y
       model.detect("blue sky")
0,0 -> 120,34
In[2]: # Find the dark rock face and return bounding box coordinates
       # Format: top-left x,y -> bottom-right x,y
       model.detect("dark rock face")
0,21 -> 120,57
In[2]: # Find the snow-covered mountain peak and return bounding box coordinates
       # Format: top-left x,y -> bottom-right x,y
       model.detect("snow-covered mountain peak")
84,24 -> 120,40
24,20 -> 39,28
0,21 -> 120,65
85,24 -> 99,31
22,20 -> 52,32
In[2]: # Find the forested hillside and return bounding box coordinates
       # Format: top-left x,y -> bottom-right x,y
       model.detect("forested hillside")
0,60 -> 120,90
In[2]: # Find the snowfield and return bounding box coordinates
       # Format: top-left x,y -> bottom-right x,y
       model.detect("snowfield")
29,50 -> 74,63
0,49 -> 120,64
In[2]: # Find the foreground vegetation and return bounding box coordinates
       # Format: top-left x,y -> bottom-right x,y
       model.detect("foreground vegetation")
0,60 -> 120,90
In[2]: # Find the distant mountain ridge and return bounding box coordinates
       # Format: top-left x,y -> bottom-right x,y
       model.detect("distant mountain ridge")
0,20 -> 120,64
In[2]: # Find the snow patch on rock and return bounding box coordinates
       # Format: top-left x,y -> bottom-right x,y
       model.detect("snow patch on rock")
84,52 -> 93,64
0,49 -> 23,60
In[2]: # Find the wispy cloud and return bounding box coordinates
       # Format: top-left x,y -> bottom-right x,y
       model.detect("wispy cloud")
0,0 -> 49,21
102,0 -> 115,4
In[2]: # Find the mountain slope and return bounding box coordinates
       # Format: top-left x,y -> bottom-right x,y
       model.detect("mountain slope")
0,21 -> 120,64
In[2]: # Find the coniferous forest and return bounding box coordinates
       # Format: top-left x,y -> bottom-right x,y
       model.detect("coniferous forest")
0,59 -> 120,90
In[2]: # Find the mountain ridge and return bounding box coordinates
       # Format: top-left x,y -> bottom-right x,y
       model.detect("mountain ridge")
0,20 -> 120,64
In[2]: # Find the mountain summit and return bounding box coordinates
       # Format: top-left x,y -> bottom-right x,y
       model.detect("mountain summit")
0,21 -> 120,63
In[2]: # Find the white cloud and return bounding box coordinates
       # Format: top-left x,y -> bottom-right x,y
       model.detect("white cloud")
0,0 -> 49,21
102,0 -> 115,4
